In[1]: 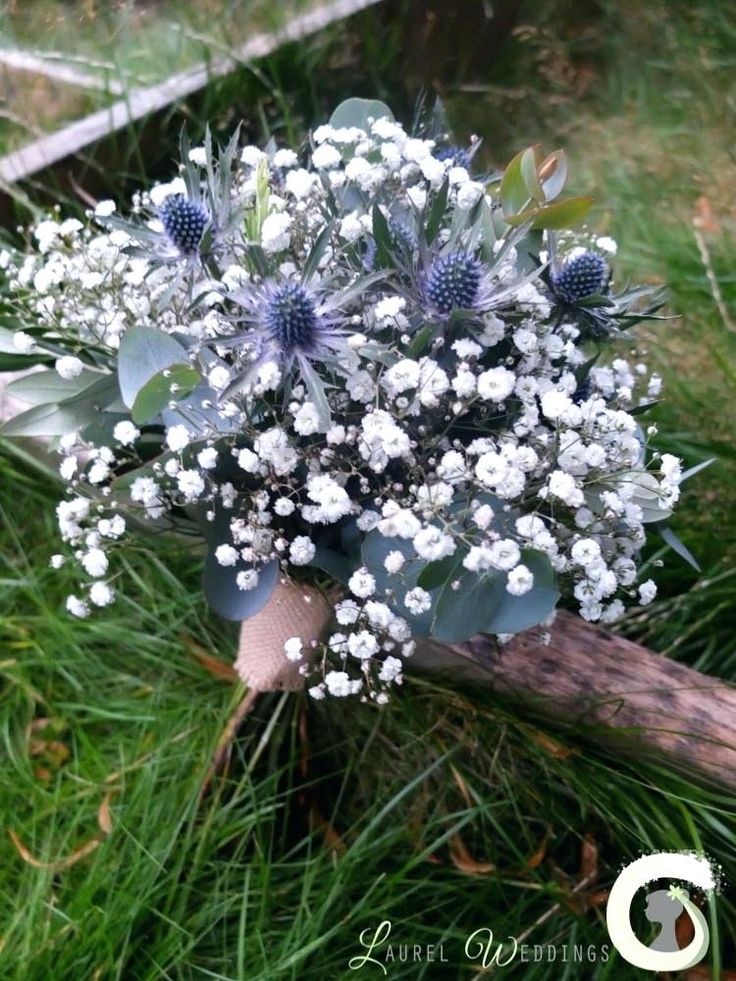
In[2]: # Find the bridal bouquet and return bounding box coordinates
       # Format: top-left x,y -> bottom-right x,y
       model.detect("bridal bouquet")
0,98 -> 683,702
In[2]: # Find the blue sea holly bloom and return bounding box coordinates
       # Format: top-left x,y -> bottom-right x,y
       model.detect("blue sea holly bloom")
160,194 -> 208,255
265,283 -> 319,353
216,275 -> 363,401
552,251 -> 609,303
434,145 -> 472,171
424,250 -> 483,314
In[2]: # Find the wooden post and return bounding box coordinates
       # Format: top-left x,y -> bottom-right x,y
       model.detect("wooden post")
416,610 -> 736,789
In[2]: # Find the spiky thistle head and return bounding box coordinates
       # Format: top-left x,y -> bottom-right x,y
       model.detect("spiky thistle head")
552,251 -> 608,303
264,282 -> 319,353
160,194 -> 208,255
424,250 -> 482,314
434,145 -> 471,171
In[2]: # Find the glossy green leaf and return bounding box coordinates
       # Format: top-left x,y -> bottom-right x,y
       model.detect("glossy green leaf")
520,146 -> 544,203
505,196 -> 594,230
540,149 -> 568,201
425,178 -> 449,244
500,149 -> 531,217
0,352 -> 53,372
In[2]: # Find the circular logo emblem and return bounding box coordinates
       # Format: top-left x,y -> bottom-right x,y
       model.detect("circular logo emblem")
606,852 -> 714,971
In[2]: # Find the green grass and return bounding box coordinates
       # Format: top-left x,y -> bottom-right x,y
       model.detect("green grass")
0,0 -> 321,156
1,451 -> 734,979
2,0 -> 736,976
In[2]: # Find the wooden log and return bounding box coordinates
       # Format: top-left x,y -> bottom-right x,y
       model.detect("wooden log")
416,610 -> 736,789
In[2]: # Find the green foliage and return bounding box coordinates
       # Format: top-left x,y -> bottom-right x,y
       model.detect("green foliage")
329,97 -> 394,130
0,375 -> 119,437
131,364 -> 200,426
0,449 -> 734,978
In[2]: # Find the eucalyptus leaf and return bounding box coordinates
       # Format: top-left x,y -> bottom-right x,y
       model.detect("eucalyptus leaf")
131,364 -> 201,425
484,550 -> 559,634
429,563 -> 505,643
162,381 -> 239,436
311,546 -> 353,586
625,471 -> 673,523
329,98 -> 394,130
203,552 -> 279,622
0,374 -> 119,437
429,549 -> 558,641
361,531 -> 434,635
6,369 -> 103,406
118,326 -> 188,408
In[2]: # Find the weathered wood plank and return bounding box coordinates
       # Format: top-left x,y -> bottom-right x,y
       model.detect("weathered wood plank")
0,0 -> 382,186
0,48 -> 125,95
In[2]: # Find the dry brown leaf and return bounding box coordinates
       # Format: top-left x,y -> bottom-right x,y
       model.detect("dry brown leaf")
310,806 -> 346,854
524,831 -> 550,871
97,794 -> 114,835
27,717 -> 52,735
579,834 -> 599,883
9,830 -> 100,872
29,739 -> 69,764
188,643 -> 238,683
586,889 -> 609,909
528,729 -> 575,759
449,834 -> 495,875
450,764 -> 472,807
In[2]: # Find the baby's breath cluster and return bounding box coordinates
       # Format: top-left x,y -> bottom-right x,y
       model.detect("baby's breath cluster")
1,100 -> 679,703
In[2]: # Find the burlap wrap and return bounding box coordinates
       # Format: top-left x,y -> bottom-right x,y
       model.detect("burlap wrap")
234,578 -> 334,691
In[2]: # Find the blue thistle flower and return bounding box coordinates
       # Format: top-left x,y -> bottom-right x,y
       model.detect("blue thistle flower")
435,145 -> 471,171
363,219 -> 416,271
552,251 -> 608,304
424,250 -> 482,314
160,194 -> 208,255
264,283 -> 318,353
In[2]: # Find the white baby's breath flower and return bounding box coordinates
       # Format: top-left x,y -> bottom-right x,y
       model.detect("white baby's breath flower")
113,420 -> 140,446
